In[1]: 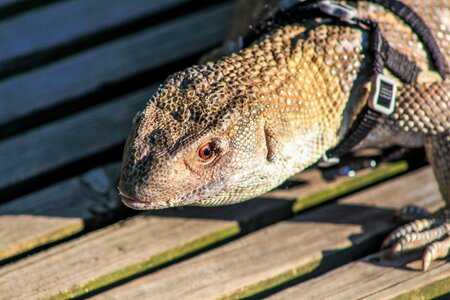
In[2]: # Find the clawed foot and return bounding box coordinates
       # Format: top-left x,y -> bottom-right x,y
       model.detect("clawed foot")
382,206 -> 450,271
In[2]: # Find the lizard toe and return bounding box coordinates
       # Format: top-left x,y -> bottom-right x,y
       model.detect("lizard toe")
381,213 -> 436,249
422,235 -> 450,271
390,225 -> 448,257
384,209 -> 450,271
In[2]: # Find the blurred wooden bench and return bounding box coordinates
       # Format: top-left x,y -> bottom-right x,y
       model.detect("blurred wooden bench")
0,1 -> 448,299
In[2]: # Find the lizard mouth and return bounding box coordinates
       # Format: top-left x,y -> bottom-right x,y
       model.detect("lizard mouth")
121,195 -> 152,210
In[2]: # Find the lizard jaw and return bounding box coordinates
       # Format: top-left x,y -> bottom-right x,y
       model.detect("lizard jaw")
121,195 -> 155,210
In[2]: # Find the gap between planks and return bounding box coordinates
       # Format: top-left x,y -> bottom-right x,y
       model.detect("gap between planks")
0,0 -> 59,21
0,162 -> 406,299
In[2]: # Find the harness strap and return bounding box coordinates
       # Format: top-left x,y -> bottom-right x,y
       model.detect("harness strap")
324,18 -> 418,160
324,0 -> 448,164
240,0 -> 445,165
367,0 -> 448,79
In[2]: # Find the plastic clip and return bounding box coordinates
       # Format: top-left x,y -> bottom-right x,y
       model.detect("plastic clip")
368,74 -> 397,115
318,153 -> 340,168
318,1 -> 359,21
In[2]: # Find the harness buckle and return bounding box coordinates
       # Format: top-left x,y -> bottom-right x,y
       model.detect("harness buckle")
318,1 -> 359,21
318,153 -> 340,168
368,74 -> 397,115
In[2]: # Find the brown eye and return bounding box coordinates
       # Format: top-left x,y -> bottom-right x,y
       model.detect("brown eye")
199,143 -> 214,160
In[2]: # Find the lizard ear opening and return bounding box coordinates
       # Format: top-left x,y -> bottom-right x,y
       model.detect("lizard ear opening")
264,125 -> 276,163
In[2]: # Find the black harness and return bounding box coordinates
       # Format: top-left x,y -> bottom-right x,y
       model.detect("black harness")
241,0 -> 447,165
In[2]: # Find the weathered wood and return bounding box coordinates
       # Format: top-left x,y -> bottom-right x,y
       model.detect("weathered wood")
264,161 -> 407,213
0,162 -> 407,298
0,162 -> 120,261
92,168 -> 443,300
270,251 -> 450,299
0,3 -> 231,130
0,214 -> 240,300
0,86 -> 155,195
0,0 -> 189,65
0,159 -> 404,262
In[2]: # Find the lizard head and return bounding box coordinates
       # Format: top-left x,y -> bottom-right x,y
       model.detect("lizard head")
119,61 -> 279,209
119,24 -> 364,209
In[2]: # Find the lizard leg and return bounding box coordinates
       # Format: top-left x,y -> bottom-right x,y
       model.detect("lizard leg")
383,135 -> 450,271
421,135 -> 450,271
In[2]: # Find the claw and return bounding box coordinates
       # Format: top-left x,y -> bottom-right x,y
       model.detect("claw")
422,236 -> 450,271
390,226 -> 448,258
383,207 -> 450,271
422,248 -> 432,272
392,229 -> 441,257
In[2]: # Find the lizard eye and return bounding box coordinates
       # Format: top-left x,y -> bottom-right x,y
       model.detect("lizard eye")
198,143 -> 214,160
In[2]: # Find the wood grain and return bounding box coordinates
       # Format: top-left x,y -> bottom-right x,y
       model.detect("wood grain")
270,251 -> 450,299
0,214 -> 240,300
0,3 -> 231,128
93,168 -> 444,300
0,163 -> 120,261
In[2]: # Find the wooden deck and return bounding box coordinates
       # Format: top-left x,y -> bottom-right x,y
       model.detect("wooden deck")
0,1 -> 448,299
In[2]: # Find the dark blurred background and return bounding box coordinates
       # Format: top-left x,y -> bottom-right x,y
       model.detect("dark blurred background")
0,0 -> 232,203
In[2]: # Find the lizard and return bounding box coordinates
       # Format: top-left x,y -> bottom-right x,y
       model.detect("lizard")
118,0 -> 449,271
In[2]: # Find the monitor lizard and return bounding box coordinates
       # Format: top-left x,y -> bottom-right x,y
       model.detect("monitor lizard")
118,0 -> 449,271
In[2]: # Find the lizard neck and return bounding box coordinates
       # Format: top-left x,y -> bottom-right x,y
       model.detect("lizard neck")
216,23 -> 367,173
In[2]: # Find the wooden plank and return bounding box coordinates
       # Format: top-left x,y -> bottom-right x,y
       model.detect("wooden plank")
0,2 -> 232,130
264,160 -> 407,213
0,163 -> 407,298
0,0 -> 189,63
0,162 -> 120,261
0,214 -> 240,300
0,0 -> 196,78
0,85 -> 155,195
269,252 -> 450,300
91,168 -> 444,300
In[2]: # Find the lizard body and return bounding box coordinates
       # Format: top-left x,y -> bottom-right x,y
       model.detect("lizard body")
119,0 -> 449,270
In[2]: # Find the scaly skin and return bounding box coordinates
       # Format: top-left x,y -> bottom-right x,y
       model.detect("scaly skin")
119,0 -> 449,270
120,23 -> 366,208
